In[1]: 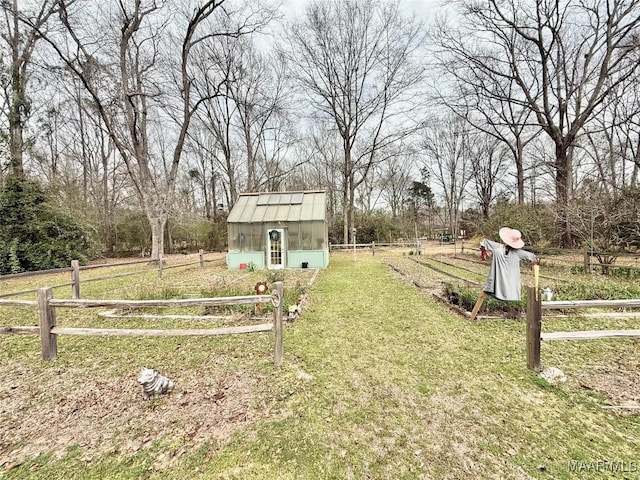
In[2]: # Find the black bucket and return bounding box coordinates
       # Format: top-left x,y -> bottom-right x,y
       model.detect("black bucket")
302,262 -> 309,269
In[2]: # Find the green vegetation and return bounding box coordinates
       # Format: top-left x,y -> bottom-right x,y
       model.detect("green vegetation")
0,177 -> 100,274
1,253 -> 639,479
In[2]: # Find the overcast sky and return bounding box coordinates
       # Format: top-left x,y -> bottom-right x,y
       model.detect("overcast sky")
280,0 -> 443,22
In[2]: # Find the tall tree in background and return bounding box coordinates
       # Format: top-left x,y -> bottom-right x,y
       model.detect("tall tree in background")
582,79 -> 640,193
1,0 -> 64,177
420,116 -> 473,236
284,0 -> 426,244
229,47 -> 294,193
434,72 -> 539,204
468,133 -> 509,218
406,174 -> 435,238
379,152 -> 414,218
191,34 -> 296,203
435,0 -> 640,247
35,0 -> 275,260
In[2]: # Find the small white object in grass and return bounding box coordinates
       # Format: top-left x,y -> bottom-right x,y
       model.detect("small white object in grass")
137,367 -> 175,399
542,287 -> 553,301
539,367 -> 567,384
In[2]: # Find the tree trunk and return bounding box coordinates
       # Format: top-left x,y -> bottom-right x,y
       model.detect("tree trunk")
103,152 -> 114,254
9,73 -> 24,177
555,142 -> 572,248
342,191 -> 349,245
8,0 -> 24,178
515,137 -> 525,204
244,111 -> 256,192
149,214 -> 167,261
342,145 -> 351,245
349,179 -> 356,243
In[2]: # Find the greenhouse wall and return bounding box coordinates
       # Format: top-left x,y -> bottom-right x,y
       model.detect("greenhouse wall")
226,252 -> 265,270
226,190 -> 329,270
287,250 -> 327,269
226,249 -> 328,270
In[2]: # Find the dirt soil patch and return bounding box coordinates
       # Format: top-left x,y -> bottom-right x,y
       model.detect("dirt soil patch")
0,361 -> 274,471
576,355 -> 640,409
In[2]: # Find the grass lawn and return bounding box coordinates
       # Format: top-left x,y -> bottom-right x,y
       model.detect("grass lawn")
1,253 -> 639,479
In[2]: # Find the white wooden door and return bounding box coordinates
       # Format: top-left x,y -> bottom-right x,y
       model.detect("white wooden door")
267,229 -> 285,269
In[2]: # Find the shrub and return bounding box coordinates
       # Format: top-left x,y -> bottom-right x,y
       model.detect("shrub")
0,177 -> 100,274
553,277 -> 640,300
266,270 -> 285,283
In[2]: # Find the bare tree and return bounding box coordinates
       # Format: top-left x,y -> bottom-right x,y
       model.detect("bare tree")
283,0 -> 426,244
434,73 -> 540,205
357,142 -> 415,214
420,116 -> 474,236
298,127 -> 344,218
468,133 -> 510,218
0,0 -> 65,177
228,46 -> 295,192
195,65 -> 240,208
379,153 -> 414,218
34,0 -> 275,260
434,0 -> 640,247
183,124 -> 229,218
581,79 -> 640,193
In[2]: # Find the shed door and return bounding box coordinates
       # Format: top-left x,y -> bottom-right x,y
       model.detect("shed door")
267,228 -> 285,269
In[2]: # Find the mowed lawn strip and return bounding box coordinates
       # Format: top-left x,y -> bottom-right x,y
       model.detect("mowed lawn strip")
192,255 -> 640,479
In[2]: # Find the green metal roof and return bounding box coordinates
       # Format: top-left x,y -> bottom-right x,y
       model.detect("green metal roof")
227,190 -> 327,223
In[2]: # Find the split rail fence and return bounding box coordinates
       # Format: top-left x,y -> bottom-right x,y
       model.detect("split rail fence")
0,250 -> 222,300
525,286 -> 640,370
0,282 -> 284,366
330,241 -> 425,255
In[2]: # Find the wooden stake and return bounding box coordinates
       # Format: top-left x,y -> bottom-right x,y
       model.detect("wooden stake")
71,260 -> 80,299
273,281 -> 284,366
37,288 -> 57,361
526,286 -> 542,371
469,291 -> 488,321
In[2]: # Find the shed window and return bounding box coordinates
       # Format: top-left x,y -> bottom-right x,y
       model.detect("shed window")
251,224 -> 263,251
228,224 -> 240,252
288,223 -> 300,250
312,221 -> 326,249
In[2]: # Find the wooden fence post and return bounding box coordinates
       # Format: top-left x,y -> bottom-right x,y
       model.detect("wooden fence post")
584,248 -> 589,275
199,249 -> 204,269
272,281 -> 283,366
71,260 -> 81,299
371,241 -> 375,256
37,287 -> 57,361
526,286 -> 542,371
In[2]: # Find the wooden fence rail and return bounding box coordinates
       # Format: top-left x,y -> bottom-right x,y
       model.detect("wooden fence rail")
526,286 -> 640,371
0,281 -> 284,366
0,250 -> 223,300
330,241 -> 421,254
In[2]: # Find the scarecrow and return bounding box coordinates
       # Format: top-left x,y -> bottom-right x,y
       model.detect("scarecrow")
469,227 -> 538,321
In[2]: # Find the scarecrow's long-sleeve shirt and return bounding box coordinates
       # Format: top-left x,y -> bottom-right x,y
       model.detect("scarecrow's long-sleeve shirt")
480,239 -> 536,301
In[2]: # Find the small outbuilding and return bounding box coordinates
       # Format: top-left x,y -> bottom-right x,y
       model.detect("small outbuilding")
226,190 -> 329,270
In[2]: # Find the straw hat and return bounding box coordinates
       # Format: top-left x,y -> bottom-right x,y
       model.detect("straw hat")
499,227 -> 525,249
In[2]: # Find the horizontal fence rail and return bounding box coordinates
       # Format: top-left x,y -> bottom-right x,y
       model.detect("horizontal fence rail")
0,250 -> 223,300
541,299 -> 640,309
0,282 -> 284,366
49,295 -> 272,308
526,286 -> 640,371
